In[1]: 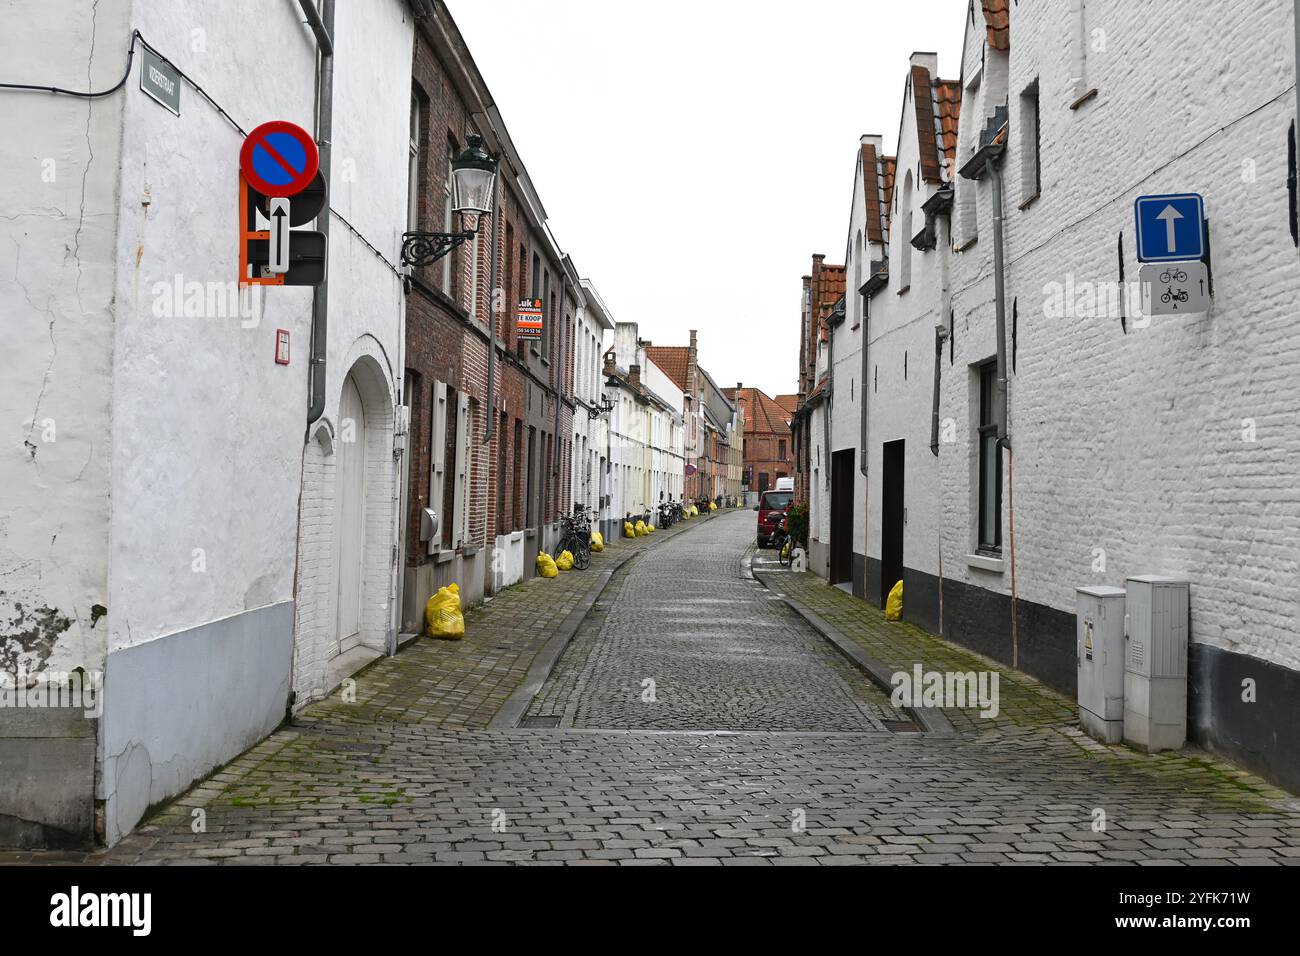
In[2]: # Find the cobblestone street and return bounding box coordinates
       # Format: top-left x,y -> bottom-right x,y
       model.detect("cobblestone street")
10,510 -> 1300,867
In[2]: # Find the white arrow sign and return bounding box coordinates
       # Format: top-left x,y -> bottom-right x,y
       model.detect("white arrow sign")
268,197 -> 290,274
1156,204 -> 1183,253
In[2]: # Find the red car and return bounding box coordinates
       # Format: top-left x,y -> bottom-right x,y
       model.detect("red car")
756,490 -> 793,548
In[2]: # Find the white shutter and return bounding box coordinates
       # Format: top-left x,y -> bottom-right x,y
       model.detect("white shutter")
453,392 -> 470,548
429,381 -> 447,555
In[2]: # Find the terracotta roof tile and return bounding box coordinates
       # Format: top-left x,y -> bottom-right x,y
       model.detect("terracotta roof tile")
934,80 -> 962,172
861,143 -> 884,245
644,345 -> 690,391
912,65 -> 943,185
722,387 -> 793,437
981,0 -> 1009,51
881,157 -> 897,231
774,393 -> 800,414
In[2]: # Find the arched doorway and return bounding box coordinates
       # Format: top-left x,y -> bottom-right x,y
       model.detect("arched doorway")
333,372 -> 368,658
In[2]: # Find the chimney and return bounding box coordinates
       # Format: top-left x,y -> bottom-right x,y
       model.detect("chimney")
629,363 -> 641,388
909,51 -> 939,74
603,348 -> 616,375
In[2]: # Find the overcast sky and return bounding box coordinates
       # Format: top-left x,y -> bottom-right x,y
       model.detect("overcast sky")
449,0 -> 967,399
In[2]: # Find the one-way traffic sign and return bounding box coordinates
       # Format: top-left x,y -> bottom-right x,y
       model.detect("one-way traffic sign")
1134,193 -> 1205,262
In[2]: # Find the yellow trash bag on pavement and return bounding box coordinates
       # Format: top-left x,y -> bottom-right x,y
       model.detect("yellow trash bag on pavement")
555,549 -> 574,571
623,521 -> 636,538
591,531 -> 604,552
690,505 -> 699,516
634,519 -> 648,537
536,552 -> 558,578
709,501 -> 717,511
425,583 -> 465,639
885,579 -> 904,621
646,524 -> 656,533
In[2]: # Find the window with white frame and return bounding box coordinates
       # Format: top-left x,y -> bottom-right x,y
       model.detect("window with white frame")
430,381 -> 470,551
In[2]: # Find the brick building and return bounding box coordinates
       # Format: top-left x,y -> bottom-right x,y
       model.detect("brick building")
791,255 -> 847,505
401,7 -> 579,634
724,385 -> 794,499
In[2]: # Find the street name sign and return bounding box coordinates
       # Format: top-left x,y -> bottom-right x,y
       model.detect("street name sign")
1134,193 -> 1205,262
1139,261 -> 1210,316
139,46 -> 180,115
240,121 -> 319,198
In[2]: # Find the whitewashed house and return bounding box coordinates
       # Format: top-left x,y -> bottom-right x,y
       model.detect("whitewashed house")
821,0 -> 1300,790
0,0 -> 417,846
574,280 -> 615,540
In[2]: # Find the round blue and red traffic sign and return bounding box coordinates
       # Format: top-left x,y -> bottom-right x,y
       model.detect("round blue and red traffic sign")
240,121 -> 319,197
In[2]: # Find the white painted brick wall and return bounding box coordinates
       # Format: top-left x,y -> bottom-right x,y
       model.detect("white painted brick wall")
852,0 -> 1300,672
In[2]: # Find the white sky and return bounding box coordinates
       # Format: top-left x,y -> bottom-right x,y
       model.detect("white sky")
448,0 -> 967,399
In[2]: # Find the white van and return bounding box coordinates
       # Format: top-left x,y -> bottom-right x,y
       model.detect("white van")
774,476 -> 794,492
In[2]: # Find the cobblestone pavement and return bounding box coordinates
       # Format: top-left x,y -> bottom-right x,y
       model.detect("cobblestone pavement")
9,509 -> 1300,866
525,511 -> 908,731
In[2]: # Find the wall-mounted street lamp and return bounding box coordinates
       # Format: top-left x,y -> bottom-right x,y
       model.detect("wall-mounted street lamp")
400,134 -> 498,267
587,393 -> 615,420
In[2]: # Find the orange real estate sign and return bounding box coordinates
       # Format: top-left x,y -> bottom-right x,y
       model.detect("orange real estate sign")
516,298 -> 543,338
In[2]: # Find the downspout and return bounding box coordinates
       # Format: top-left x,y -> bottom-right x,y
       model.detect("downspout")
859,288 -> 869,480
482,168 -> 501,442
822,322 -> 833,491
931,211 -> 952,635
986,155 -> 1017,668
553,271 -> 566,515
304,0 -> 334,433
859,283 -> 870,598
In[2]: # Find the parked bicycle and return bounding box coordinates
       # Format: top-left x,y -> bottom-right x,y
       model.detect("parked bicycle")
556,506 -> 592,570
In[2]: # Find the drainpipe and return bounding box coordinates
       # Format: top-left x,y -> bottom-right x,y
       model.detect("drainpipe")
482,169 -> 501,443
822,322 -> 833,490
304,0 -> 334,433
930,210 -> 952,455
986,154 -> 1017,667
553,271 -> 566,514
859,290 -> 869,480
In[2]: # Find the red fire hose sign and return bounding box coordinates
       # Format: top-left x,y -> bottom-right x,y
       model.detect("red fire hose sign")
240,121 -> 319,197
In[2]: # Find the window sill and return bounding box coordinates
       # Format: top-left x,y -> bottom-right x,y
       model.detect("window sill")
434,549 -> 456,565
1018,192 -> 1040,211
966,553 -> 1004,573
896,285 -> 910,296
954,236 -> 978,253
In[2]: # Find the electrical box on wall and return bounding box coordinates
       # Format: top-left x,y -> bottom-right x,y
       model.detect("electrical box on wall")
1123,575 -> 1190,753
1076,585 -> 1126,743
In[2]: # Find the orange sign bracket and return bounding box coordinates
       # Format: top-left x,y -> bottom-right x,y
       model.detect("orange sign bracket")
239,173 -> 284,287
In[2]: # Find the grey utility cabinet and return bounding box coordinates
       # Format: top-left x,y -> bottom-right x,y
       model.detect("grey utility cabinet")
1076,585 -> 1126,743
1123,575 -> 1190,753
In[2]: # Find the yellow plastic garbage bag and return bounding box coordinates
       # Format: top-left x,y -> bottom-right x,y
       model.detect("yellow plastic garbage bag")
690,505 -> 699,516
623,521 -> 636,538
709,501 -> 717,511
634,520 -> 648,537
425,583 -> 465,639
591,531 -> 604,552
646,524 -> 656,533
885,579 -> 904,621
536,552 -> 558,578
555,549 -> 574,571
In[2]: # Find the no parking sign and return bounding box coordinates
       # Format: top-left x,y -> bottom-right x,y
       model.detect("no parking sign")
240,121 -> 319,198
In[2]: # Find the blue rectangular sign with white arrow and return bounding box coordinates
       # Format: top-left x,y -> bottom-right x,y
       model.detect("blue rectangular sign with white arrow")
1134,193 -> 1205,262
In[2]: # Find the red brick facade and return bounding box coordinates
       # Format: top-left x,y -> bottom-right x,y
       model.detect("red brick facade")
403,12 -> 578,626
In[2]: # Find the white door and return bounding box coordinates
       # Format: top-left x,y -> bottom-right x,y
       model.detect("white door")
335,374 -> 367,655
